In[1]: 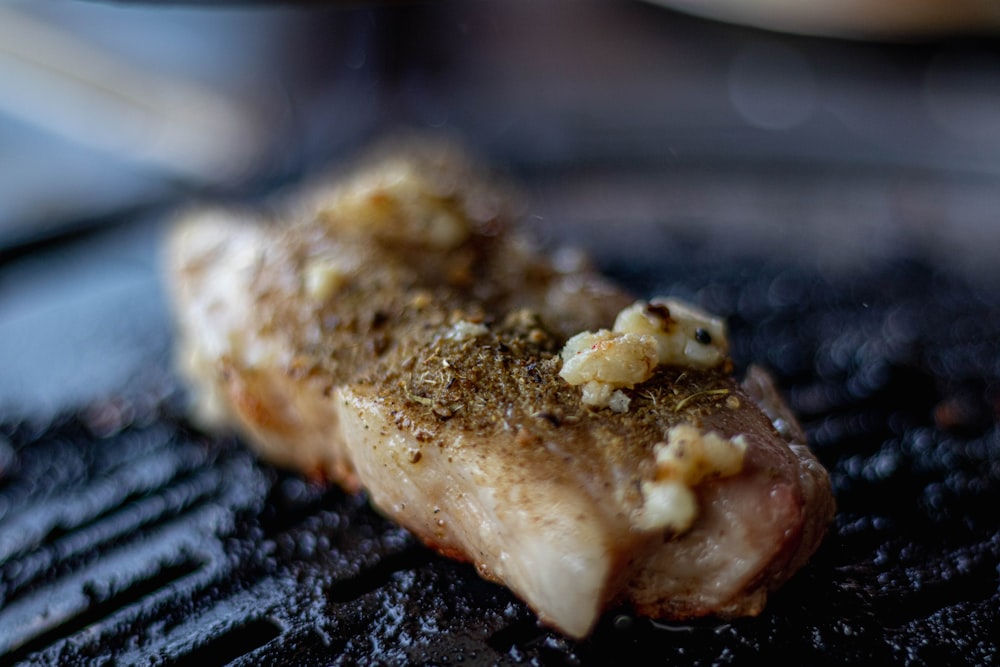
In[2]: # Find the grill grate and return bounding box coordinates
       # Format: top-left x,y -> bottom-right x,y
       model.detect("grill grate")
1,250 -> 999,666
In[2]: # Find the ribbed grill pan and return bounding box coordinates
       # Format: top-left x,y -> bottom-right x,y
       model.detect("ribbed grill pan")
1,245 -> 998,666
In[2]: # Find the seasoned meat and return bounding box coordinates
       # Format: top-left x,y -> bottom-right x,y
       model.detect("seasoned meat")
166,141 -> 834,638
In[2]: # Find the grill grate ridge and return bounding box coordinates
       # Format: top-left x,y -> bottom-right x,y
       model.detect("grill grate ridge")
2,251 -> 999,665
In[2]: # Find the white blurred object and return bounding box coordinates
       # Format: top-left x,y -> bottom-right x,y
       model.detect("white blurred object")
0,2 -> 369,248
0,7 -> 267,184
644,0 -> 1000,38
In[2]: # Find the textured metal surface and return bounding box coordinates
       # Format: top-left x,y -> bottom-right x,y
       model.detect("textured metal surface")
4,1 -> 1000,663
1,239 -> 998,665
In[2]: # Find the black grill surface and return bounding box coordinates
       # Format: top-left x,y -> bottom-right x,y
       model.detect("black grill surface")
2,240 -> 999,665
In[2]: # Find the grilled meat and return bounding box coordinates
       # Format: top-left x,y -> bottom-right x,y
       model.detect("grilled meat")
166,141 -> 834,638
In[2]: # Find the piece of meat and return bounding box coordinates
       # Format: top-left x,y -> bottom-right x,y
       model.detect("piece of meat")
166,140 -> 835,638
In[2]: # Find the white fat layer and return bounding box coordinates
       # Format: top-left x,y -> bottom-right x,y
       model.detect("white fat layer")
335,389 -> 612,639
169,211 -> 289,426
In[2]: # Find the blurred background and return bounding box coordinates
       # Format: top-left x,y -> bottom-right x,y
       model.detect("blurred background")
2,0 -> 1000,416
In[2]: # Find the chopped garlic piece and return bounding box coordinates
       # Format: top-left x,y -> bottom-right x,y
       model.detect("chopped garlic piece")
317,159 -> 470,249
559,297 -> 728,411
303,257 -> 353,300
634,424 -> 747,533
613,298 -> 728,369
559,331 -> 658,409
580,382 -> 631,412
635,481 -> 695,533
652,424 -> 747,482
445,320 -> 488,342
608,389 -> 631,413
580,380 -> 612,408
